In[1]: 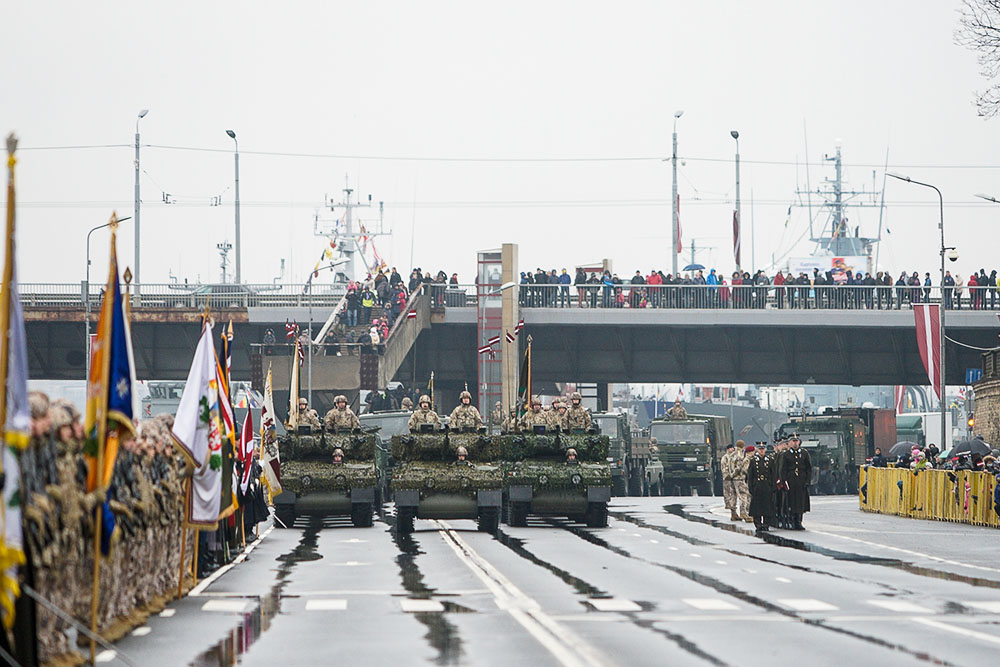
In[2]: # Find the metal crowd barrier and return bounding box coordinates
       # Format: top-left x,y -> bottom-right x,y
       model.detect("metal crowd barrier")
859,467 -> 1000,528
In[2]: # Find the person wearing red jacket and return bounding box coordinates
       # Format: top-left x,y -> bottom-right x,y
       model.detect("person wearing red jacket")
773,271 -> 786,309
646,269 -> 662,307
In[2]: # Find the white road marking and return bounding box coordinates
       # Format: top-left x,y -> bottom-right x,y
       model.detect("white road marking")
715,560 -> 727,565
743,569 -> 757,574
202,599 -> 254,613
95,650 -> 117,663
400,599 -> 444,612
339,538 -> 368,543
866,600 -> 933,614
649,539 -> 659,544
683,598 -> 740,611
292,589 -> 490,597
808,527 -> 1000,575
587,599 -> 641,612
331,560 -> 370,567
130,626 -> 151,637
777,598 -> 838,612
775,577 -> 792,583
158,609 -> 176,618
190,525 -> 274,596
631,533 -> 641,537
912,617 -> 1000,646
667,546 -> 679,551
306,599 -> 348,611
965,601 -> 1000,613
435,520 -> 607,667
689,553 -> 702,558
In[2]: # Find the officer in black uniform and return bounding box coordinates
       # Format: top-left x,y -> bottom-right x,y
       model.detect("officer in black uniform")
781,433 -> 812,530
746,442 -> 775,535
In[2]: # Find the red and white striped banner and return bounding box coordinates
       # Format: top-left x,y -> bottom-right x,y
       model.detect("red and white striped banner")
514,319 -> 524,335
505,331 -> 515,344
913,304 -> 941,400
894,385 -> 906,414
487,335 -> 501,347
732,209 -> 741,267
675,194 -> 683,254
478,344 -> 492,355
407,310 -> 417,319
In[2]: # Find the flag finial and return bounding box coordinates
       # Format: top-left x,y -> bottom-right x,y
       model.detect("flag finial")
5,133 -> 16,157
109,210 -> 119,233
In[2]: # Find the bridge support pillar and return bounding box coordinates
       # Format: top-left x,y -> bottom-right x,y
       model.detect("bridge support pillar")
597,382 -> 611,412
501,243 -> 519,417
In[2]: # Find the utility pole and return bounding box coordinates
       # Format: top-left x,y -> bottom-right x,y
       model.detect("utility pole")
226,130 -> 241,283
134,109 -> 148,303
731,130 -> 741,273
671,110 -> 683,276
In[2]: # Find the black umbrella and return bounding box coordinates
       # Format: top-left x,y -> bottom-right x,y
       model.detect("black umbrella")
889,440 -> 920,457
682,263 -> 705,271
951,439 -> 991,456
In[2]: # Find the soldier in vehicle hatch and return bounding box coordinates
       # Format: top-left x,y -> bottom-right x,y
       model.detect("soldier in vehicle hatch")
408,395 -> 441,431
332,447 -> 345,464
565,448 -> 579,465
298,397 -> 321,430
565,392 -> 592,430
454,446 -> 473,467
449,390 -> 483,430
519,396 -> 548,430
666,399 -> 688,420
324,394 -> 360,431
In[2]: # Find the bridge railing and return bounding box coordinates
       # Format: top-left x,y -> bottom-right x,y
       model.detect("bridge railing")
436,283 -> 1000,311
18,282 -> 1000,311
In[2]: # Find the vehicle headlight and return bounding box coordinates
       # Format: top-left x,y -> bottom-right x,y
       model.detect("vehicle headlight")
539,475 -> 549,485
571,474 -> 582,485
301,475 -> 312,488
696,466 -> 704,472
425,478 -> 435,489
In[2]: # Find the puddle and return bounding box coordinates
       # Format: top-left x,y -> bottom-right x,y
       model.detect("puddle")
389,515 -> 466,665
190,517 -> 324,666
496,529 -> 606,597
665,504 -> 1000,591
609,510 -> 714,547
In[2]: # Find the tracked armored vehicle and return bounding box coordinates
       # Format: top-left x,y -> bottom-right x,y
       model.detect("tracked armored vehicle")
501,430 -> 612,527
274,428 -> 380,528
390,429 -> 503,535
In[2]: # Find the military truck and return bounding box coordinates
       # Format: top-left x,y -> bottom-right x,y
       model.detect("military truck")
648,415 -> 732,496
776,406 -> 895,494
592,411 -> 637,496
390,429 -> 503,535
500,431 -> 612,527
274,428 -> 380,528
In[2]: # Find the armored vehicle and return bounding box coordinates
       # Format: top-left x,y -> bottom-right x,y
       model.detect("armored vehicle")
359,410 -> 412,501
648,415 -> 731,496
776,407 -> 894,494
390,429 -> 503,535
500,430 -> 612,527
273,428 -> 380,528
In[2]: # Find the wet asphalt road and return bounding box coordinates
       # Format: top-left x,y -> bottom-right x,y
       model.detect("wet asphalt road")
106,497 -> 1000,666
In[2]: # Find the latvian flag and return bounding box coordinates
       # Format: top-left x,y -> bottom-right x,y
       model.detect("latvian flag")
505,331 -> 515,344
514,319 -> 524,336
488,335 -> 501,347
285,319 -> 298,340
407,310 -> 417,320
297,339 -> 305,366
478,344 -> 493,355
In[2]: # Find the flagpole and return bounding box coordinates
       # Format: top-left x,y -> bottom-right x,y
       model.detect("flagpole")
0,135 -> 15,441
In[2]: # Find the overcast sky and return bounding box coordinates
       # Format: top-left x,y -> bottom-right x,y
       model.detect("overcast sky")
4,1 -> 1000,288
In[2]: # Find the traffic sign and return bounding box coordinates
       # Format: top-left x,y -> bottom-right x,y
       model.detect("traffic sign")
966,368 -> 983,385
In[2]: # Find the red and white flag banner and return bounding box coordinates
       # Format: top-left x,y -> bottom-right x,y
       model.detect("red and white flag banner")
675,194 -> 683,254
505,331 -> 515,344
407,310 -> 417,319
732,210 -> 741,267
913,304 -> 942,400
894,386 -> 906,414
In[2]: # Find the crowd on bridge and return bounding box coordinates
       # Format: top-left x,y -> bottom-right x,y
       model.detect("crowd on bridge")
514,266 -> 1000,311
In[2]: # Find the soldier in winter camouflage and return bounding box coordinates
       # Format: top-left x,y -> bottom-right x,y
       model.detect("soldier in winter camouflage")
565,391 -> 592,430
449,390 -> 484,430
720,443 -> 741,520
298,397 -> 322,429
324,394 -> 360,431
408,395 -> 442,431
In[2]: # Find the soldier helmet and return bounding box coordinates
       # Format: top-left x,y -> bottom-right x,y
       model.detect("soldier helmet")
298,397 -> 308,405
495,401 -> 502,408
332,447 -> 344,458
674,399 -> 682,405
334,394 -> 348,404
401,397 -> 413,409
50,405 -> 73,429
649,437 -> 657,445
419,394 -> 431,406
571,391 -> 582,401
456,446 -> 468,457
531,395 -> 541,407
566,447 -> 578,458
459,390 -> 472,401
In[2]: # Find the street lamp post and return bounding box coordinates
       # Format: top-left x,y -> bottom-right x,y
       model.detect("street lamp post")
85,216 -> 131,379
731,130 -> 741,272
887,172 -> 947,453
134,109 -> 148,305
671,110 -> 684,276
226,130 -> 241,284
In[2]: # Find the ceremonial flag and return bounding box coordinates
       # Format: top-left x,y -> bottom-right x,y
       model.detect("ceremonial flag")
675,194 -> 683,254
239,408 -> 255,495
407,310 -> 417,320
732,209 -> 741,268
259,365 -> 281,494
894,386 -> 906,414
288,340 -> 301,427
505,331 -> 515,344
913,304 -> 942,400
478,344 -> 492,355
488,335 -> 501,347
0,133 -> 28,629
514,319 -> 524,336
285,319 -> 297,340
215,350 -> 238,519
517,336 -> 532,416
171,321 -> 223,528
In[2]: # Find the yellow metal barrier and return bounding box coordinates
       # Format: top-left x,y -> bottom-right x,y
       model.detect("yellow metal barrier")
859,467 -> 1000,528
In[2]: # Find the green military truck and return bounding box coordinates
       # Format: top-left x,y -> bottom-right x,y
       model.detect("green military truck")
592,411 -> 641,496
501,431 -> 612,527
274,429 -> 380,528
648,415 -> 732,496
390,430 -> 503,535
775,406 -> 895,495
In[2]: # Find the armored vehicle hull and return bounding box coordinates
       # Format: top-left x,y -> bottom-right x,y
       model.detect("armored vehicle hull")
274,431 -> 380,528
499,432 -> 612,527
390,432 -> 503,535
